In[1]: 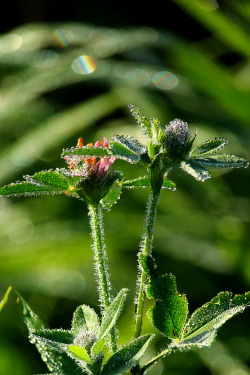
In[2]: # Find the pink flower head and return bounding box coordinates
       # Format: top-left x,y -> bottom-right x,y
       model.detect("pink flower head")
64,137 -> 116,179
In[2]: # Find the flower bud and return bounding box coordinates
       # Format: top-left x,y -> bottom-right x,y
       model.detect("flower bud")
162,119 -> 194,165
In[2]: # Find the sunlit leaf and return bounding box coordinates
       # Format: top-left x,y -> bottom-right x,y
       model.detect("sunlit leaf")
67,344 -> 91,363
173,291 -> 250,350
180,161 -> 211,181
190,138 -> 228,157
0,286 -> 12,313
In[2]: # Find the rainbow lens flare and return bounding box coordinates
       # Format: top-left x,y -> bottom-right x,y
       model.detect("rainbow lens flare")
71,55 -> 97,75
152,71 -> 178,90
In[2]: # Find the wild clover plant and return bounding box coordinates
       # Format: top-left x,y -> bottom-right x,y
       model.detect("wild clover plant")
0,105 -> 249,375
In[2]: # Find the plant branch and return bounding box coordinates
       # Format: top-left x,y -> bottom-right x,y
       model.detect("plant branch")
88,203 -> 117,352
134,192 -> 160,339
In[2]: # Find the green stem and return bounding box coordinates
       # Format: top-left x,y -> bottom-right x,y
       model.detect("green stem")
88,203 -> 117,352
134,192 -> 160,339
139,348 -> 170,374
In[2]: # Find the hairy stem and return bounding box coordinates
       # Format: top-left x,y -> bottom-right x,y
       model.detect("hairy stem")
139,348 -> 170,374
134,192 -> 160,338
88,203 -> 117,351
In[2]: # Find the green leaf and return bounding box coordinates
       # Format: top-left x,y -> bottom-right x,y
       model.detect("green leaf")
141,255 -> 188,340
181,160 -> 211,181
61,145 -> 110,158
175,291 -> 250,350
26,169 -> 81,189
33,329 -> 74,352
101,334 -> 153,375
0,181 -> 64,198
101,180 -> 122,210
162,178 -> 176,191
91,338 -> 106,358
0,286 -> 12,313
122,176 -> 176,191
128,104 -> 153,139
98,288 -> 127,340
190,138 -> 228,157
72,304 -> 100,337
67,345 -> 91,363
17,294 -> 83,374
194,154 -> 249,169
110,135 -> 146,164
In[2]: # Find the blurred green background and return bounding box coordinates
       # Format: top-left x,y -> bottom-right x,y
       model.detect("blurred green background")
0,1 -> 250,374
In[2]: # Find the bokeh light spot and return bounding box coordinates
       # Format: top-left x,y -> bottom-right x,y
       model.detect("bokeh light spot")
72,55 -> 97,74
33,49 -> 58,69
195,0 -> 219,12
0,34 -> 23,53
52,29 -> 72,47
126,68 -> 151,87
9,219 -> 34,244
152,71 -> 178,90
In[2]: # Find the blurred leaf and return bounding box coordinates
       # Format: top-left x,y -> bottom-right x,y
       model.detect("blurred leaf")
0,286 -> 12,312
173,0 -> 250,57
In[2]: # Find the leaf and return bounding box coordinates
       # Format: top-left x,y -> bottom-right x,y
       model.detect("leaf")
0,286 -> 12,313
72,304 -> 100,337
122,176 -> 150,188
91,338 -> 106,358
175,291 -> 250,350
194,154 -> 249,169
122,176 -> 176,190
26,169 -> 77,189
128,104 -> 153,139
61,145 -> 110,158
110,135 -> 146,164
190,138 -> 228,157
180,160 -> 211,181
162,178 -> 176,191
101,180 -> 122,210
0,181 -> 65,198
33,329 -> 74,352
101,334 -> 153,375
17,294 -> 83,374
141,255 -> 188,340
98,288 -> 127,340
67,345 -> 91,363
